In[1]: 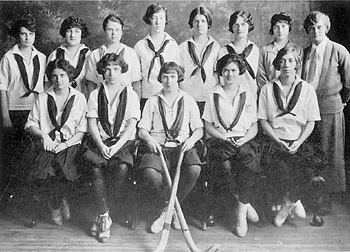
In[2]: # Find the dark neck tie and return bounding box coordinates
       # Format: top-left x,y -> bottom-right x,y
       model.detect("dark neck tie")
188,41 -> 214,83
14,54 -> 40,97
147,39 -> 170,81
273,81 -> 302,117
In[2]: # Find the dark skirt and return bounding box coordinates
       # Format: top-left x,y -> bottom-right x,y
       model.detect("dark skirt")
25,140 -> 81,182
206,138 -> 261,173
80,135 -> 134,167
136,143 -> 202,174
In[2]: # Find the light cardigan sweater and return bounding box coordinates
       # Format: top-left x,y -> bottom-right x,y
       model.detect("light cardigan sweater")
302,39 -> 350,114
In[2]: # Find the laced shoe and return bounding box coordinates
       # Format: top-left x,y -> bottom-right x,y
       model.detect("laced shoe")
233,201 -> 248,237
61,198 -> 71,221
172,211 -> 181,230
292,200 -> 306,219
246,203 -> 259,223
274,200 -> 293,227
151,207 -> 168,234
97,212 -> 112,243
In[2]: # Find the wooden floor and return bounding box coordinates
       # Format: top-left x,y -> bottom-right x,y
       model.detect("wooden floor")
1,195 -> 350,252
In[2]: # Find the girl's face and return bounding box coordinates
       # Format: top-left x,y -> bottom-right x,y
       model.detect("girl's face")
65,27 -> 82,46
231,16 -> 249,40
150,11 -> 166,34
51,68 -> 70,90
104,63 -> 122,84
18,27 -> 35,48
105,20 -> 123,44
273,21 -> 290,42
278,52 -> 297,77
192,14 -> 208,36
161,69 -> 178,91
308,19 -> 328,45
222,62 -> 240,85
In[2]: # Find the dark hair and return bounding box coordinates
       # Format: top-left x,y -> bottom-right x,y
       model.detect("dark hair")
272,44 -> 302,71
102,14 -> 124,31
303,10 -> 331,34
216,54 -> 246,76
188,6 -> 212,29
10,16 -> 37,39
157,62 -> 184,83
228,10 -> 254,33
143,3 -> 168,25
46,59 -> 76,82
269,12 -> 292,35
96,53 -> 128,76
59,16 -> 89,38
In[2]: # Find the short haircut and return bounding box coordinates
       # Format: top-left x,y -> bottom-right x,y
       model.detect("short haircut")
59,16 -> 89,38
216,54 -> 246,76
303,11 -> 331,34
96,53 -> 128,76
143,3 -> 168,25
272,44 -> 302,71
269,12 -> 292,35
188,6 -> 212,29
157,62 -> 184,83
10,16 -> 37,39
46,59 -> 76,82
228,10 -> 254,33
102,14 -> 124,31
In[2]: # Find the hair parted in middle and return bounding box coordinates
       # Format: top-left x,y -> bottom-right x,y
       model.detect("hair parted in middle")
188,6 -> 212,29
103,14 -> 124,31
96,53 -> 128,76
59,16 -> 89,38
157,62 -> 184,83
143,3 -> 168,25
10,16 -> 37,39
46,58 -> 76,82
216,54 -> 247,76
228,10 -> 254,33
272,44 -> 302,71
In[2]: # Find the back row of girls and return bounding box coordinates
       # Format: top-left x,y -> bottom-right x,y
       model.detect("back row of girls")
1,2 -> 349,243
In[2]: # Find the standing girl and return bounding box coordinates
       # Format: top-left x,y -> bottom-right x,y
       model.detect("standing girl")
134,3 -> 180,110
47,16 -> 90,96
179,6 -> 221,115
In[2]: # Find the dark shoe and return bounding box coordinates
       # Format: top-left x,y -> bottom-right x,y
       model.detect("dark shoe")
310,214 -> 324,227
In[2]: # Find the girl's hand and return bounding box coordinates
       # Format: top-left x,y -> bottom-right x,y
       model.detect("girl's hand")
147,138 -> 162,154
3,116 -> 13,128
54,142 -> 68,154
234,137 -> 246,147
288,140 -> 302,154
108,144 -> 120,157
182,138 -> 195,152
99,144 -> 111,159
277,139 -> 290,152
42,134 -> 57,152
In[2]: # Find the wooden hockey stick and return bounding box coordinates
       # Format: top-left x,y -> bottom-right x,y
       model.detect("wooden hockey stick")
153,150 -> 184,252
154,151 -> 219,252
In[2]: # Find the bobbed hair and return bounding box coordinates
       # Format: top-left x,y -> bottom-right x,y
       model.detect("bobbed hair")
96,53 -> 128,76
46,59 -> 76,82
269,12 -> 292,35
216,54 -> 246,76
143,3 -> 168,25
272,44 -> 302,71
228,10 -> 254,33
157,62 -> 184,83
303,10 -> 331,34
102,14 -> 124,31
10,16 -> 37,39
188,6 -> 212,29
59,16 -> 89,38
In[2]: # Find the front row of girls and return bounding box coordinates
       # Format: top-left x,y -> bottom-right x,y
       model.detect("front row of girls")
23,48 -> 326,243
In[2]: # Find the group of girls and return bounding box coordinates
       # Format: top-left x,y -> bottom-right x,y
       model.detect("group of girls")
1,2 -> 349,243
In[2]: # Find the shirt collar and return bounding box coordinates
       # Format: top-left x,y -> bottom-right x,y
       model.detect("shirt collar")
46,85 -> 79,99
157,88 -> 185,105
212,82 -> 247,98
100,43 -> 126,54
312,36 -> 329,52
10,44 -> 39,59
144,32 -> 174,43
272,74 -> 303,92
59,43 -> 89,53
228,40 -> 255,50
187,35 -> 216,46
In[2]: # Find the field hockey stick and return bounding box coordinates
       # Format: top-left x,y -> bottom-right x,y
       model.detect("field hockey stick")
153,150 -> 184,252
157,151 -> 220,252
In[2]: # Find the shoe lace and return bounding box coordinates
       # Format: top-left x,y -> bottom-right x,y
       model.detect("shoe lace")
98,216 -> 107,232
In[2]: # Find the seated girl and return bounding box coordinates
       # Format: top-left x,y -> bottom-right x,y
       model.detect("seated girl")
24,58 -> 87,226
258,44 -> 326,228
202,54 -> 260,238
137,62 -> 203,234
47,16 -> 90,96
81,53 -> 140,243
